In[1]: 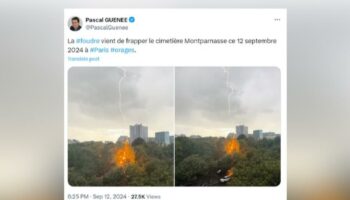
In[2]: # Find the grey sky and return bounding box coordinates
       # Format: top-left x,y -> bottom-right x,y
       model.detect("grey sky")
69,67 -> 280,140
68,67 -> 174,141
175,67 -> 280,137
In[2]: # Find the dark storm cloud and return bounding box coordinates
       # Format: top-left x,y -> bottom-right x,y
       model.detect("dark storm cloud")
68,67 -> 174,140
175,67 -> 280,135
68,67 -> 126,120
68,66 -> 279,139
175,67 -> 234,120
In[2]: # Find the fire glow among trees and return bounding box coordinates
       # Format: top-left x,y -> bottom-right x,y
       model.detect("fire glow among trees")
226,168 -> 234,177
225,138 -> 240,155
224,138 -> 240,178
175,136 -> 280,186
114,141 -> 136,168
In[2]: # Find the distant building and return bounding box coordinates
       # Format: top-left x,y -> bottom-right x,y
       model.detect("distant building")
263,132 -> 276,139
253,130 -> 263,140
227,132 -> 236,139
130,124 -> 148,143
155,131 -> 170,145
236,125 -> 248,137
148,137 -> 156,143
190,135 -> 201,138
117,136 -> 129,143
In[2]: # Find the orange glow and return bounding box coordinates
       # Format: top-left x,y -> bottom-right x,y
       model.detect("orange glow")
114,141 -> 135,168
226,168 -> 234,177
224,138 -> 240,179
225,138 -> 240,155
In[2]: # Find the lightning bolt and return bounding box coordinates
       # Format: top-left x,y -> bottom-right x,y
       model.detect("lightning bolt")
223,67 -> 234,116
118,67 -> 127,124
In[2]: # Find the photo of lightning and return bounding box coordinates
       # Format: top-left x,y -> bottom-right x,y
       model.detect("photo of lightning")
117,67 -> 127,125
68,67 -> 174,186
223,67 -> 235,116
175,67 -> 281,186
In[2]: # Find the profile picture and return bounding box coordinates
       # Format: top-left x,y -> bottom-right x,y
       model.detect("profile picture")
69,16 -> 82,31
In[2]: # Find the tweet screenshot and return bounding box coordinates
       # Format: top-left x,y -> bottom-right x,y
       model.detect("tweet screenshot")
64,9 -> 286,200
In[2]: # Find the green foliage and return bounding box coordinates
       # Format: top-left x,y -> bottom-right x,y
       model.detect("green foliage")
175,136 -> 280,186
68,141 -> 173,186
132,138 -> 146,146
69,136 -> 280,186
176,155 -> 209,186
